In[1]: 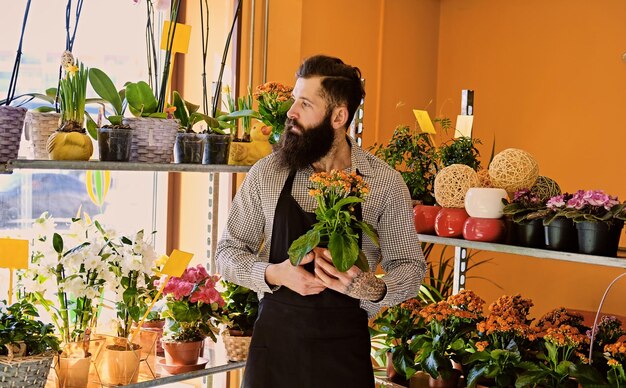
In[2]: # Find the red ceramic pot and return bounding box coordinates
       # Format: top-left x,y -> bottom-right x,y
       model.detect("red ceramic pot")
435,208 -> 469,238
463,217 -> 506,242
413,204 -> 442,234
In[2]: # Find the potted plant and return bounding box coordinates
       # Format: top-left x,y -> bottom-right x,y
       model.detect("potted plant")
97,229 -> 160,386
554,190 -> 624,256
438,136 -> 482,171
0,299 -> 61,388
46,53 -> 94,161
411,290 -> 485,387
542,193 -> 578,252
159,264 -> 224,371
218,280 -> 259,362
88,67 -> 134,162
502,188 -> 549,247
168,91 -> 223,164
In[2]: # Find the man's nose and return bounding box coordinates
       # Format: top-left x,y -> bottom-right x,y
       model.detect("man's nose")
287,103 -> 298,119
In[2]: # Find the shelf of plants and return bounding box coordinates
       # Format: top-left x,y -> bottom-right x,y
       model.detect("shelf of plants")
418,234 -> 626,268
1,159 -> 252,174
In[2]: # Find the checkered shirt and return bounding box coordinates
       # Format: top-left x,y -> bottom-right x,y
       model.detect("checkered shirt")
216,137 -> 426,317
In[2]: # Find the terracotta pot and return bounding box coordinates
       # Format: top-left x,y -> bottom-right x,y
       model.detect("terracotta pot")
435,208 -> 469,238
414,204 -> 442,234
464,187 -> 508,219
463,217 -> 506,242
56,355 -> 91,388
162,339 -> 204,366
428,369 -> 462,388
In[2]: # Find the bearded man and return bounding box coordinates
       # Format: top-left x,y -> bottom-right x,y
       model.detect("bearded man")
216,54 -> 425,388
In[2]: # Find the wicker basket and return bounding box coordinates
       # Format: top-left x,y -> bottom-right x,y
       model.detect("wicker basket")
0,354 -> 54,388
24,110 -> 61,159
0,106 -> 27,164
221,331 -> 251,362
122,117 -> 180,163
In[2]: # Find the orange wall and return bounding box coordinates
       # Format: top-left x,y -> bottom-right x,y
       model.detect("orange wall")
437,0 -> 626,317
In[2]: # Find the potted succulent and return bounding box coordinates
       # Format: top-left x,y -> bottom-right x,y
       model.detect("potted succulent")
218,280 -> 259,362
0,299 -> 61,388
46,52 -> 94,161
159,264 -> 224,371
502,188 -> 549,247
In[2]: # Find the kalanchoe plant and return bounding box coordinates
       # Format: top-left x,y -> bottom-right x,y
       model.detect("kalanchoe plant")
603,340 -> 626,386
288,170 -> 379,272
253,81 -> 294,144
159,264 -> 225,343
0,299 -> 61,357
502,188 -> 549,224
554,190 -> 624,223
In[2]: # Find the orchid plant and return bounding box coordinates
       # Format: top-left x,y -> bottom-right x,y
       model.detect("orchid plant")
160,264 -> 225,343
288,170 -> 379,272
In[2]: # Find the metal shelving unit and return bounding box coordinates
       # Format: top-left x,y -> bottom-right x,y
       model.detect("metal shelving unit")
417,234 -> 626,294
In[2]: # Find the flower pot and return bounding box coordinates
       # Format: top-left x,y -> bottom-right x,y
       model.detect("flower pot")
227,137 -> 272,166
162,339 -> 204,366
97,126 -> 133,161
56,355 -> 91,388
544,217 -> 578,252
0,354 -> 55,388
203,133 -> 231,164
174,132 -> 206,164
47,130 -> 94,161
98,343 -> 141,386
464,187 -> 508,219
414,204 -> 442,234
123,117 -> 179,163
134,319 -> 165,357
428,369 -> 462,388
463,217 -> 506,242
435,208 -> 469,238
515,218 -> 544,248
222,330 -> 252,362
0,106 -> 26,164
24,110 -> 61,159
576,220 -> 624,257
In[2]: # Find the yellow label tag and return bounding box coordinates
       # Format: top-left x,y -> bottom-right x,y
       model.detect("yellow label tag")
413,110 -> 436,134
0,239 -> 29,269
161,21 -> 192,54
160,249 -> 194,277
455,115 -> 474,138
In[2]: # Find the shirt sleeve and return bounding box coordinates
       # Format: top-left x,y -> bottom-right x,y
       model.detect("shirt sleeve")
361,171 -> 426,315
215,163 -> 274,294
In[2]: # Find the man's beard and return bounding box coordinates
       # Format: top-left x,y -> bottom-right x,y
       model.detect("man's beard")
276,111 -> 335,170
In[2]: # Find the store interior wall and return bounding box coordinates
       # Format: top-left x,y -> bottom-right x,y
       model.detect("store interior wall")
175,0 -> 626,317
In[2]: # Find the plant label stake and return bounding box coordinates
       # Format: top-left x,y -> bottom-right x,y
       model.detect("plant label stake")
413,109 -> 438,147
160,21 -> 191,104
130,249 -> 193,343
0,238 -> 29,304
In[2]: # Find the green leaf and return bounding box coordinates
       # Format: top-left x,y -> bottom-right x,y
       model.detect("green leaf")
33,106 -> 56,113
147,112 -> 168,119
45,88 -> 57,98
89,68 -> 123,115
288,229 -> 320,266
52,233 -> 63,253
126,81 -> 158,116
328,231 -> 359,272
355,249 -> 370,272
184,98 -> 200,115
332,196 -> 363,211
85,112 -> 98,140
108,115 -> 123,126
356,220 -> 380,247
172,91 -> 189,128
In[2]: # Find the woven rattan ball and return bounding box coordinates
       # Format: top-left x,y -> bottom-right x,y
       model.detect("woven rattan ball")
434,164 -> 480,208
477,169 -> 493,188
488,148 -> 539,194
530,176 -> 561,201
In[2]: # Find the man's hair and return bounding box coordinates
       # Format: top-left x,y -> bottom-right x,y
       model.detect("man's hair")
295,55 -> 365,128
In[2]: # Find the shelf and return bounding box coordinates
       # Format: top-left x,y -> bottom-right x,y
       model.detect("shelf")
417,234 -> 626,269
125,360 -> 246,388
2,159 -> 252,174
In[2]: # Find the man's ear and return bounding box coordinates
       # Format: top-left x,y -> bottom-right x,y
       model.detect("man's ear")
331,105 -> 349,129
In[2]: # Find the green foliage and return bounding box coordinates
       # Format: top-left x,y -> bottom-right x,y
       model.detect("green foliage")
218,281 -> 258,335
171,91 -> 222,134
161,299 -> 221,343
125,81 -> 167,118
439,136 -> 482,170
59,61 -> 88,128
88,67 -> 125,126
370,125 -> 439,205
0,299 -> 60,356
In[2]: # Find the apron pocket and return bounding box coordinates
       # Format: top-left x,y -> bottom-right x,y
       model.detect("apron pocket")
242,346 -> 268,388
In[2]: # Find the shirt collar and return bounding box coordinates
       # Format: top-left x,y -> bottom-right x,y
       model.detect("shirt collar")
348,136 -> 374,177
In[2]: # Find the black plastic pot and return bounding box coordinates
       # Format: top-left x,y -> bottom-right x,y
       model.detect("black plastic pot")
203,134 -> 231,164
174,133 -> 206,164
544,217 -> 578,252
98,127 -> 132,162
576,220 -> 624,257
516,218 -> 544,248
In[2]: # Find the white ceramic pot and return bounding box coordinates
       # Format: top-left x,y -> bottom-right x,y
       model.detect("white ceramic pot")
464,187 -> 508,219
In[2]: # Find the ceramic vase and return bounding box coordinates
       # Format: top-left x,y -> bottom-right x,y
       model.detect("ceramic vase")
47,131 -> 94,161
463,217 -> 506,242
464,187 -> 508,218
413,204 -> 442,234
435,208 -> 469,238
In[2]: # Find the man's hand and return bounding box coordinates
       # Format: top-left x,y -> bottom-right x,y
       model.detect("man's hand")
265,252 -> 326,296
313,248 -> 386,301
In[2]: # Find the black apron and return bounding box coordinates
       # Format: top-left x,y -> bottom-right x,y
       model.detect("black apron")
242,170 -> 374,388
